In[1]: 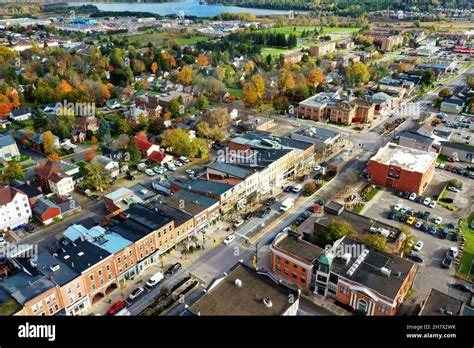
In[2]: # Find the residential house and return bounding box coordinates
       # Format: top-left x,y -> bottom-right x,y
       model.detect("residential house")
12,180 -> 43,207
134,135 -> 173,165
0,134 -> 20,161
8,108 -> 32,122
75,116 -> 99,133
36,161 -> 75,195
30,132 -> 60,153
91,155 -> 120,178
33,196 -> 80,225
0,185 -> 32,232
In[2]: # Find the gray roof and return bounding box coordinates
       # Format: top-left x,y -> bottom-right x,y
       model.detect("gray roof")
33,198 -> 58,216
0,135 -> 16,147
399,131 -> 435,147
152,203 -> 193,227
172,189 -> 219,209
173,179 -> 234,196
128,183 -> 157,202
0,272 -> 55,305
206,162 -> 254,179
419,288 -> 463,316
441,141 -> 474,152
36,251 -> 80,287
293,126 -> 340,142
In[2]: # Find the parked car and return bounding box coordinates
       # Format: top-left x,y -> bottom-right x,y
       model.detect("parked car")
179,156 -> 190,163
453,283 -> 473,293
283,186 -> 293,193
128,287 -> 144,301
409,193 -> 417,201
415,220 -> 423,229
446,247 -> 458,259
309,205 -> 320,213
146,272 -> 164,288
413,241 -> 424,251
257,207 -> 271,218
434,216 -> 443,225
165,262 -> 182,276
185,169 -> 195,176
399,214 -> 408,223
292,184 -> 303,193
423,197 -> 431,206
223,234 -> 236,245
441,257 -> 453,269
440,228 -> 449,239
107,301 -> 126,315
301,211 -> 311,219
421,223 -> 430,232
429,226 -> 438,235
447,186 -> 460,193
400,206 -> 409,214
393,204 -> 403,212
409,252 -> 424,263
243,212 -> 254,220
233,220 -> 244,228
145,169 -> 155,177
428,201 -> 437,208
265,197 -> 276,206
441,197 -> 454,204
388,211 -> 397,220
406,216 -> 416,225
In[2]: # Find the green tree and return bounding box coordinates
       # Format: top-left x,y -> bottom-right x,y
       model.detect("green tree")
82,162 -> 111,191
312,220 -> 355,246
115,118 -> 131,135
97,120 -> 112,143
363,234 -> 387,251
127,137 -> 142,164
438,88 -> 452,99
195,95 -> 209,110
0,162 -> 25,183
168,99 -> 182,118
161,128 -> 199,158
399,225 -> 415,256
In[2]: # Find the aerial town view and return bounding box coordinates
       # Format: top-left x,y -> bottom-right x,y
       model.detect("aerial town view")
0,0 -> 473,345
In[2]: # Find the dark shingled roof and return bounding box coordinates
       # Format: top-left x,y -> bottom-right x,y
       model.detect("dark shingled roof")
57,239 -> 111,273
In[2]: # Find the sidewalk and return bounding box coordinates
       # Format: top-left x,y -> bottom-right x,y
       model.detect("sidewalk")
311,293 -> 353,316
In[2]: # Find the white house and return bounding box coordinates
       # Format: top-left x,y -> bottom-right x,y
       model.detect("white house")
0,185 -> 32,231
0,135 -> 20,161
91,155 -> 120,178
8,108 -> 32,122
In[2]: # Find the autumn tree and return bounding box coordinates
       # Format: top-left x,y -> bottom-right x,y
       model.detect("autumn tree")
363,234 -> 387,251
82,162 -> 111,191
196,54 -> 209,67
42,131 -> 57,156
344,63 -> 370,86
242,82 -> 259,108
251,75 -> 266,99
307,68 -> 325,86
243,60 -> 255,76
195,95 -> 209,110
84,150 -> 96,162
0,162 -> 25,184
151,61 -> 158,74
47,153 -> 62,162
310,220 -> 355,247
177,65 -> 193,85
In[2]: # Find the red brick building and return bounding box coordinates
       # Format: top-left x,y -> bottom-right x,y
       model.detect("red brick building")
270,232 -> 417,316
368,142 -> 437,194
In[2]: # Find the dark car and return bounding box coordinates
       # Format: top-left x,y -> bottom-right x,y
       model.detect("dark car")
440,228 -> 449,239
406,210 -> 414,216
24,225 -> 34,232
399,214 -> 408,222
429,226 -> 438,235
315,198 -> 325,205
409,252 -> 424,263
165,263 -> 182,277
448,222 -> 457,229
90,194 -> 100,201
423,211 -> 431,220
421,223 -> 430,232
453,282 -> 473,293
243,212 -> 254,220
402,191 -> 411,199
283,186 -> 293,193
294,217 -> 305,226
388,211 -> 397,220
313,173 -> 322,180
301,211 -> 311,219
415,211 -> 424,219
456,168 -> 465,175
320,161 -> 328,167
440,197 -> 454,204
441,257 -> 453,269
415,196 -> 424,204
110,179 -> 117,185
257,207 -> 271,218
265,197 -> 276,206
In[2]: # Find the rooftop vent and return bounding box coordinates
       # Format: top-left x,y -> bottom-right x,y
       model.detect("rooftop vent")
50,264 -> 60,272
263,297 -> 273,308
380,267 -> 391,277
77,252 -> 84,257
235,279 -> 242,287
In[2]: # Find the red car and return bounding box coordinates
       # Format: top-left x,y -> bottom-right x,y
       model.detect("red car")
308,205 -> 320,213
107,300 -> 126,315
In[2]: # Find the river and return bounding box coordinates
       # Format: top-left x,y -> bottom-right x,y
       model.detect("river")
70,0 -> 293,17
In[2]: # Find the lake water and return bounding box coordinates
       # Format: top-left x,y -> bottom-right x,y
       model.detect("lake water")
70,0 -> 292,17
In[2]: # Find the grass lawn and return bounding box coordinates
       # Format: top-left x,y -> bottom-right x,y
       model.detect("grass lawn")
175,36 -> 209,46
259,26 -> 359,36
364,186 -> 381,202
227,87 -> 243,97
437,154 -> 448,163
351,203 -> 365,214
457,212 -> 474,281
0,298 -> 21,315
261,47 -> 289,57
438,184 -> 458,211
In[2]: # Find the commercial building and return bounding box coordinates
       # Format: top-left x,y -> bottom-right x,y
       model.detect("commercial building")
398,131 -> 436,152
270,232 -> 416,316
440,142 -> 473,163
289,126 -> 341,150
418,288 -> 465,316
189,262 -> 300,316
367,142 -> 437,194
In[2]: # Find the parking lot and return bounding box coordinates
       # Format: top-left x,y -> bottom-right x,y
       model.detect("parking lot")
433,112 -> 473,146
362,170 -> 474,303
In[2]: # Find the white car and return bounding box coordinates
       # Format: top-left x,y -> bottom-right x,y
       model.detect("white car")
409,193 -> 417,201
185,169 -> 195,176
233,220 -> 244,228
314,165 -> 322,172
223,234 -> 236,245
400,206 -> 409,214
393,204 -> 403,212
429,201 -> 437,208
438,163 -> 445,169
128,287 -> 144,301
292,184 -> 303,193
0,236 -> 6,246
174,161 -> 183,167
423,197 -> 431,206
447,186 -> 460,193
145,169 -> 155,177
413,241 -> 424,251
415,220 -> 423,229
434,216 -> 443,225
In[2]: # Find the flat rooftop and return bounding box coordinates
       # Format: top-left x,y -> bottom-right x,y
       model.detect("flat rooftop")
370,142 -> 437,173
419,288 -> 463,316
292,126 -> 340,142
274,232 -> 323,263
190,263 -> 298,316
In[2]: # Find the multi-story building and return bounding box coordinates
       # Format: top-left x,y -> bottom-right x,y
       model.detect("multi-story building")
57,239 -> 118,305
368,142 -> 437,194
36,160 -> 74,196
0,185 -> 32,232
381,35 -> 403,51
270,232 -> 417,316
309,41 -> 336,57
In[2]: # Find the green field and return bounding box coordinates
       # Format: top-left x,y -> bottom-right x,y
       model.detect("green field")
457,212 -> 474,281
259,25 -> 360,36
261,47 -> 289,57
175,36 -> 210,46
227,87 -> 243,97
108,31 -> 210,48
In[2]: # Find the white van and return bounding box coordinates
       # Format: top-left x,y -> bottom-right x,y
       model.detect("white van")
146,272 -> 164,288
166,162 -> 176,171
280,198 -> 295,212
